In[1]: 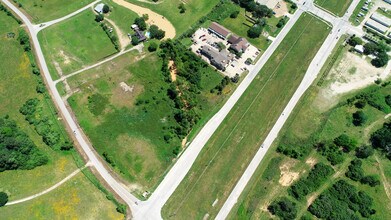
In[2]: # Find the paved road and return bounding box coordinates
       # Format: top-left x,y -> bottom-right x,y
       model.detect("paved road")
132,8 -> 305,220
1,0 -> 141,213
215,0 -> 362,219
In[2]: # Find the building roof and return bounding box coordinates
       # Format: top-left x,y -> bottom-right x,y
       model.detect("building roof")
208,22 -> 231,38
354,45 -> 364,53
228,35 -> 249,52
94,3 -> 105,14
201,45 -> 229,69
371,12 -> 391,27
135,30 -> 146,41
256,0 -> 280,9
365,19 -> 389,34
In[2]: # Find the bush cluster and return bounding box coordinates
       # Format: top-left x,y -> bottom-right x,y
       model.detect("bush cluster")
308,180 -> 376,219
0,116 -> 48,172
268,197 -> 297,220
289,163 -> 334,200
370,122 -> 391,159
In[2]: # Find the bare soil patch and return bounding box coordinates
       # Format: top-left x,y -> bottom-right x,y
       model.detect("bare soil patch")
274,1 -> 289,17
110,81 -> 144,108
168,60 -> 177,82
305,157 -> 317,167
279,161 -> 299,186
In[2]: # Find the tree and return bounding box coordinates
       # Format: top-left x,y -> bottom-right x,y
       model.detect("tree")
95,14 -> 104,22
230,10 -> 239,18
217,42 -> 226,51
178,3 -> 186,13
131,35 -> 139,46
348,36 -> 363,46
356,145 -> 374,159
18,29 -> 31,51
370,122 -> 391,159
371,51 -> 389,68
149,25 -> 165,40
363,42 -> 378,55
268,197 -> 297,220
102,4 -> 110,14
360,175 -> 380,187
247,25 -> 262,38
355,99 -> 366,108
353,110 -> 367,126
334,134 -> 357,152
148,42 -> 158,52
0,192 -> 8,207
134,17 -> 147,31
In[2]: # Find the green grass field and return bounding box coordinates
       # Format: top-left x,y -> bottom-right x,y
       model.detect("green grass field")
125,0 -> 220,36
314,0 -> 353,17
1,173 -> 123,220
38,10 -> 117,80
0,12 -> 81,201
162,13 -> 331,219
16,0 -> 95,23
66,49 -> 232,195
228,41 -> 391,220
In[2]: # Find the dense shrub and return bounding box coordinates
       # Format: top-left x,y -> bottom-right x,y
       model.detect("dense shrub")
230,10 -> 239,18
0,117 -> 48,172
268,197 -> 297,220
370,122 -> 391,159
355,145 -> 374,159
345,159 -> 364,181
316,142 -> 345,165
148,42 -> 158,52
247,25 -> 262,38
18,29 -> 31,51
149,25 -> 165,40
0,192 -> 8,207
289,163 -> 334,200
360,175 -> 380,187
352,110 -> 367,126
334,134 -> 357,152
308,180 -> 375,219
134,17 -> 146,31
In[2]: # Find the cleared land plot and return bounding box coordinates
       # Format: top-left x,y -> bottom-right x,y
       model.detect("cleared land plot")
0,13 -> 79,201
67,51 -> 231,194
125,0 -> 220,35
162,13 -> 330,219
1,173 -> 123,220
16,0 -> 94,23
314,0 -> 353,17
38,10 -> 117,80
229,43 -> 391,219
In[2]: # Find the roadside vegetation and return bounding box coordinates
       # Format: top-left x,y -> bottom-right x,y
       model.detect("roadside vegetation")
162,13 -> 330,219
13,0 -> 94,23
314,0 -> 353,17
38,10 -> 118,79
228,38 -> 391,219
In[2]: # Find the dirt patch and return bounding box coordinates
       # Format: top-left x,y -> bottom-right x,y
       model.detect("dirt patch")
168,60 -> 177,82
279,162 -> 299,186
58,50 -> 72,65
113,0 -> 176,39
111,81 -> 143,108
326,52 -> 389,96
274,1 -> 289,17
105,17 -> 129,50
305,157 -> 317,167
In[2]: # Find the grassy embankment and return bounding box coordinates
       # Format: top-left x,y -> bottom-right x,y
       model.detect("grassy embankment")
314,0 -> 353,17
38,10 -> 118,80
162,13 -> 331,219
125,0 -> 220,36
0,8 -> 122,219
15,0 -> 94,23
229,39 -> 391,220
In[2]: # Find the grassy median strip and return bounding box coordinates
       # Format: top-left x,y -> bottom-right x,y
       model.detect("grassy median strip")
162,13 -> 330,219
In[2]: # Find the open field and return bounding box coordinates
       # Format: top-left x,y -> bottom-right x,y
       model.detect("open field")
228,40 -> 391,219
1,173 -> 123,220
38,10 -> 117,80
314,0 -> 353,17
15,0 -> 94,23
125,0 -> 220,35
66,48 -> 232,195
162,13 -> 330,219
0,12 -> 81,201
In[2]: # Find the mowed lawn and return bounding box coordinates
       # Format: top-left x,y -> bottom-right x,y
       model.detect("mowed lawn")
314,0 -> 353,17
38,10 -> 117,79
16,0 -> 94,23
162,13 -> 330,219
0,12 -> 80,201
126,0 -> 220,35
1,173 -> 123,220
